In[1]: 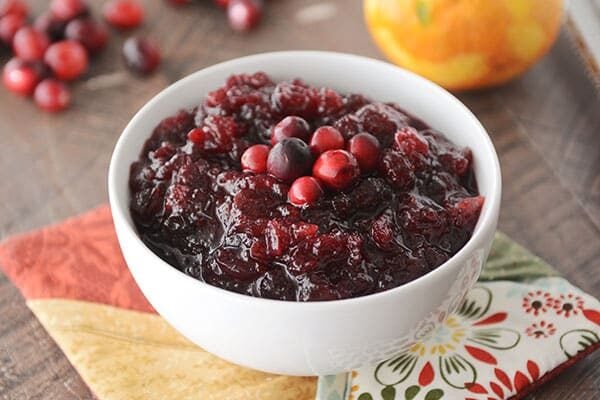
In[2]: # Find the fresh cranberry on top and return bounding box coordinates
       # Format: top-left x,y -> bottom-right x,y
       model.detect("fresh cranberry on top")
0,13 -> 24,45
65,18 -> 108,54
313,149 -> 360,190
288,176 -> 324,206
34,78 -> 70,112
49,0 -> 88,22
12,27 -> 49,61
347,132 -> 381,171
241,144 -> 270,174
187,127 -> 205,145
44,40 -> 89,81
271,115 -> 310,144
103,0 -> 144,30
2,58 -> 42,96
122,36 -> 161,75
0,0 -> 28,18
267,137 -> 313,182
227,0 -> 262,32
309,125 -> 344,155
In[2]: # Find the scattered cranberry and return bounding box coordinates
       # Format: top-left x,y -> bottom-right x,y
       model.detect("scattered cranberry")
347,132 -> 381,171
241,144 -> 270,174
0,13 -> 24,45
267,138 -> 313,182
271,116 -> 310,144
394,127 -> 429,156
44,40 -> 88,81
12,27 -> 50,61
49,0 -> 88,22
227,0 -> 262,32
103,0 -> 144,30
2,58 -> 42,96
288,176 -> 323,206
0,0 -> 28,19
34,78 -> 70,112
309,125 -> 344,155
313,149 -> 360,190
65,18 -> 108,54
122,36 -> 161,75
34,12 -> 67,42
187,128 -> 205,145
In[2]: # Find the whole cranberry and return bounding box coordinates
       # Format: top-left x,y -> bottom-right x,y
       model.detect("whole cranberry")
271,116 -> 310,145
2,58 -> 42,96
49,0 -> 89,22
267,138 -> 313,182
34,12 -> 67,42
227,0 -> 262,32
347,132 -> 381,171
313,149 -> 360,190
187,128 -> 205,145
103,0 -> 144,30
0,13 -> 24,45
44,40 -> 88,81
241,144 -> 269,174
65,18 -> 108,54
122,36 -> 161,75
0,0 -> 28,19
34,78 -> 70,112
288,176 -> 323,206
13,27 -> 50,61
309,125 -> 344,155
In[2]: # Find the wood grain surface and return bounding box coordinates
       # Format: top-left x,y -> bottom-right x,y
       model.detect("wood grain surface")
1,1 -> 599,399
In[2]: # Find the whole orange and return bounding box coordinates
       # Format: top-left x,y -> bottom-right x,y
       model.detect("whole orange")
364,0 -> 563,90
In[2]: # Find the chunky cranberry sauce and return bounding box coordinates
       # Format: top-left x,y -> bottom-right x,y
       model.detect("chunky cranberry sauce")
129,72 -> 483,301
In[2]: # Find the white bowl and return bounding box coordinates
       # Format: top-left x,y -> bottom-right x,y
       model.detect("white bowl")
108,51 -> 501,376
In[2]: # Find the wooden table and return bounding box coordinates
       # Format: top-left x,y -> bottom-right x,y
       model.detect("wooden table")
1,1 -> 598,398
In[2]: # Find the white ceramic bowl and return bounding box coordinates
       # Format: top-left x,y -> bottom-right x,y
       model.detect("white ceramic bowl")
108,51 -> 501,376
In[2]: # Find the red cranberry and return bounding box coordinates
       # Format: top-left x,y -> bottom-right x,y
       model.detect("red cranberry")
288,176 -> 323,206
12,27 -> 50,61
394,127 -> 429,156
0,13 -> 24,45
187,128 -> 205,145
44,40 -> 88,81
309,126 -> 344,155
0,0 -> 27,18
241,144 -> 269,174
103,0 -> 144,30
34,12 -> 67,42
347,132 -> 381,171
34,78 -> 70,112
50,0 -> 89,22
214,0 -> 229,8
227,0 -> 262,32
2,58 -> 42,96
122,36 -> 161,75
65,18 -> 108,54
267,138 -> 313,182
271,116 -> 310,145
313,149 -> 360,190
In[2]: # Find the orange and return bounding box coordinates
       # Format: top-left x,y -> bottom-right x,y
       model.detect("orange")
364,0 -> 563,90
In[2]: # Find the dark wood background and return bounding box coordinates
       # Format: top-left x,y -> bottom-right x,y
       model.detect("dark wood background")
1,1 -> 599,398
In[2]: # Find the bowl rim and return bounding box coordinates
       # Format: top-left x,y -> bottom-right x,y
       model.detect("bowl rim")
108,50 -> 502,309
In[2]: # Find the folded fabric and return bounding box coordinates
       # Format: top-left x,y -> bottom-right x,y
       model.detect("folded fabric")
0,206 -> 598,400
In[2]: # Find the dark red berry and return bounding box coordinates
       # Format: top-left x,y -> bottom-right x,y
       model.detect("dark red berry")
288,176 -> 323,206
347,132 -> 381,171
394,127 -> 429,156
13,27 -> 50,61
267,138 -> 313,182
0,13 -> 24,45
64,18 -> 108,54
2,58 -> 42,96
313,149 -> 360,190
187,128 -> 205,145
0,0 -> 27,19
34,12 -> 67,42
227,0 -> 262,32
271,116 -> 310,145
309,125 -> 344,155
34,78 -> 70,112
44,40 -> 88,81
214,0 -> 229,8
122,36 -> 161,75
103,0 -> 144,30
50,0 -> 89,22
241,144 -> 269,174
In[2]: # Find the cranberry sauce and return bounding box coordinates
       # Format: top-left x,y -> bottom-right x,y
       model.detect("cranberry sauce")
129,72 -> 483,301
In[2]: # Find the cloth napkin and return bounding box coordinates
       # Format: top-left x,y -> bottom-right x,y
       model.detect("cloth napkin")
0,206 -> 598,400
